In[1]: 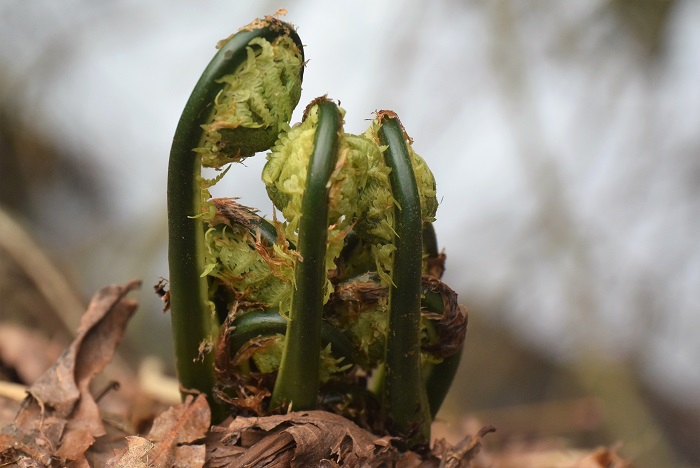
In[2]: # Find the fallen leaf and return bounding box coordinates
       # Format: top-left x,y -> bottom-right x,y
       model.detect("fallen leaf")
105,436 -> 154,468
105,394 -> 210,468
145,393 -> 210,466
0,280 -> 141,465
437,425 -> 496,468
0,393 -> 21,428
207,410 -> 400,467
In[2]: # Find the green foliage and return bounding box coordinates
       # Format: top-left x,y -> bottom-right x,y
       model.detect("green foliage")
203,225 -> 293,310
167,14 -> 466,449
196,35 -> 303,169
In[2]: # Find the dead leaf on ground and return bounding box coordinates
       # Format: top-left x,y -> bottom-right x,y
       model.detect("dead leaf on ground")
206,410 -> 500,467
0,280 -> 141,466
105,436 -> 154,468
106,394 -> 209,467
0,393 -> 21,429
434,425 -> 496,468
0,276 -> 634,466
207,410 -> 403,467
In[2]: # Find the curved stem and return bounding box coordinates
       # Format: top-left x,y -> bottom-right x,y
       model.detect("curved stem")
422,223 -> 439,259
421,289 -> 464,418
271,99 -> 342,410
426,349 -> 462,418
228,309 -> 356,365
167,19 -> 302,417
377,113 -> 431,447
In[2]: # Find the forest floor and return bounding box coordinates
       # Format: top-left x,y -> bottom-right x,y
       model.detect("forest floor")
0,280 -> 630,467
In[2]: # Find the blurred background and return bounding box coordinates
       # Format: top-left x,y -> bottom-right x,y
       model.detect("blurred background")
0,0 -> 697,465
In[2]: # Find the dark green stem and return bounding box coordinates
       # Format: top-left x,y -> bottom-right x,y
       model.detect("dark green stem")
271,99 -> 342,410
167,19 -> 302,417
377,113 -> 431,447
228,309 -> 356,365
426,349 -> 462,418
421,290 -> 463,418
423,223 -> 439,258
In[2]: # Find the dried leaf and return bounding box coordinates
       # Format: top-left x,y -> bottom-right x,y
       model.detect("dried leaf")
83,417 -> 134,468
0,280 -> 140,465
0,392 -> 21,428
146,393 -> 210,465
425,250 -> 446,279
105,436 -> 154,468
207,410 -> 400,467
106,394 -> 210,468
438,425 -> 496,468
208,197 -> 261,232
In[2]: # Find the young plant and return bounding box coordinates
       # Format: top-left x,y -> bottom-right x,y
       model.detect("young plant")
167,16 -> 304,417
269,98 -> 343,410
375,112 -> 431,444
167,14 -> 467,449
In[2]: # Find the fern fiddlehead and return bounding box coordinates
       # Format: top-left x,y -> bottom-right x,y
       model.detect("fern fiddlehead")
167,15 -> 466,448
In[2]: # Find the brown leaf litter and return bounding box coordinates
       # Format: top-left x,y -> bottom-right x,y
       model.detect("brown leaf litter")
0,279 -> 630,467
206,412 -> 496,467
206,410 -> 400,466
0,280 -> 140,466
105,394 -> 209,467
